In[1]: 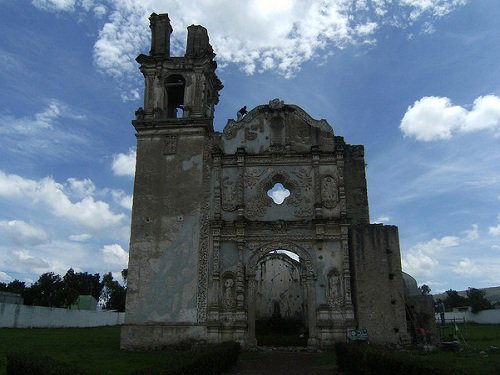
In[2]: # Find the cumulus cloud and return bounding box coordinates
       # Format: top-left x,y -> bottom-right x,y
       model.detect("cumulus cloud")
400,95 -> 500,141
452,257 -> 481,276
101,244 -> 129,267
489,224 -> 500,236
0,271 -> 13,282
402,235 -> 460,278
0,220 -> 50,246
29,0 -> 469,79
12,249 -> 51,271
111,190 -> 133,210
66,178 -> 96,198
0,170 -> 125,231
112,148 -> 136,177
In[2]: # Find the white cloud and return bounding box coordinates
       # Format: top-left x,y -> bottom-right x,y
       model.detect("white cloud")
0,170 -> 125,231
489,225 -> 500,237
400,95 -> 500,141
68,233 -> 92,242
452,257 -> 481,276
0,271 -> 14,283
12,249 -> 51,271
402,235 -> 460,278
111,190 -> 133,210
0,100 -> 62,135
101,244 -> 128,267
463,224 -> 479,241
29,0 -> 469,79
0,220 -> 49,246
32,0 -> 76,12
66,178 -> 96,198
112,148 -> 136,177
374,215 -> 390,223
402,250 -> 439,278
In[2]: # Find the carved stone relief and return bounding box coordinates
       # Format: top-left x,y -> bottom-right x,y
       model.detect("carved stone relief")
222,273 -> 236,309
321,175 -> 339,208
327,268 -> 344,308
163,135 -> 177,155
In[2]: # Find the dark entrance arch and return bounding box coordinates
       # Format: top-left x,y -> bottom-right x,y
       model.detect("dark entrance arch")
246,241 -> 317,347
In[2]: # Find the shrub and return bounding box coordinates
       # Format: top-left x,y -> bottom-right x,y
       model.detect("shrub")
6,351 -> 87,375
130,341 -> 241,375
334,343 -> 467,375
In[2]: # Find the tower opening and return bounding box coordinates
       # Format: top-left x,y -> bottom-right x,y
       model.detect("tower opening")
165,75 -> 185,118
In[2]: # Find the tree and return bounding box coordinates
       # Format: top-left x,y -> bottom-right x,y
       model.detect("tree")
420,284 -> 431,295
0,280 -> 26,294
443,289 -> 468,311
466,288 -> 492,314
100,272 -> 126,312
121,268 -> 128,287
63,268 -> 102,301
24,272 -> 65,307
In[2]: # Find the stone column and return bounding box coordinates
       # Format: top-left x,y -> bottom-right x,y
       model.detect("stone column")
306,275 -> 317,346
312,147 -> 322,218
246,273 -> 257,346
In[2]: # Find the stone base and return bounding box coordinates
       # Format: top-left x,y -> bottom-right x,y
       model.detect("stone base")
120,324 -> 207,350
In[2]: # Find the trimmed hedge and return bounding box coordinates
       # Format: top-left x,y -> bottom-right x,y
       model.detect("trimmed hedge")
6,352 -> 88,375
131,341 -> 241,375
335,343 -> 466,375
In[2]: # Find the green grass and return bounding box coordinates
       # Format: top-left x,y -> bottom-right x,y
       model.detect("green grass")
0,326 -> 194,375
2,324 -> 500,374
423,323 -> 500,374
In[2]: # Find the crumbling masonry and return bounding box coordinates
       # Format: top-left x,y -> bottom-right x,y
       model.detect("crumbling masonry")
121,13 -> 410,349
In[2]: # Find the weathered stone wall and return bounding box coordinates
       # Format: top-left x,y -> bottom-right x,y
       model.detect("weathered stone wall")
343,144 -> 369,224
349,224 -> 408,344
255,254 -> 303,320
126,132 -> 208,327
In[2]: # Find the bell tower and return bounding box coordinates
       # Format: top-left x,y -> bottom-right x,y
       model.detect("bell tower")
122,13 -> 223,349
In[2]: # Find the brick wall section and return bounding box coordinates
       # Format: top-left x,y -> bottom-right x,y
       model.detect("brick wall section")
349,224 -> 408,344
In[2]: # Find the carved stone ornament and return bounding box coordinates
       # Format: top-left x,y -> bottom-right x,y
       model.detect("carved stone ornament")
268,98 -> 285,109
321,175 -> 339,209
163,135 -> 177,155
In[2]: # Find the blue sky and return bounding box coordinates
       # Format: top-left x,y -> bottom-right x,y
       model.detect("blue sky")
0,0 -> 499,293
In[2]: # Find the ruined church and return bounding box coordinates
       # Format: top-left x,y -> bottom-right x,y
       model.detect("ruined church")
121,13 -> 413,349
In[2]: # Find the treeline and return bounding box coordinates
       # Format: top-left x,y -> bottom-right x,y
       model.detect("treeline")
0,268 -> 127,312
438,287 -> 494,313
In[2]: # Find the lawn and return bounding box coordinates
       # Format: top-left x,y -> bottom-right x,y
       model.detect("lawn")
0,326 -> 195,375
1,324 -> 500,374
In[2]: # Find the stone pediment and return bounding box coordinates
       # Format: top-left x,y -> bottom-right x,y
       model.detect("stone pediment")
221,99 -> 335,154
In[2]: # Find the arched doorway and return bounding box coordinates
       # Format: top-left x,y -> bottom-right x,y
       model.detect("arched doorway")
246,242 -> 317,347
254,250 -> 307,346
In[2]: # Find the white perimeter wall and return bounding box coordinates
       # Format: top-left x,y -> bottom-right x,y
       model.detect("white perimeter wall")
437,309 -> 500,324
0,302 -> 125,328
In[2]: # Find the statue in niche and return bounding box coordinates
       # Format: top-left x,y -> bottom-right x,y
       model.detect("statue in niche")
223,277 -> 236,309
321,176 -> 338,208
327,270 -> 343,307
153,74 -> 165,113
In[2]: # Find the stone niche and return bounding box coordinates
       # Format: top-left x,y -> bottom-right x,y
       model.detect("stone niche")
121,14 -> 425,350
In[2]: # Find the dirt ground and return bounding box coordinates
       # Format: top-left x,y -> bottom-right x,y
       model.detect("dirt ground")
227,350 -> 337,375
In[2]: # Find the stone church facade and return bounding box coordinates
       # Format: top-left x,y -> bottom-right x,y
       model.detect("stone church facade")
121,13 -> 409,349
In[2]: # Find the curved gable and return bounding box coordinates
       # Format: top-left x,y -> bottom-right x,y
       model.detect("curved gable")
221,99 -> 335,154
